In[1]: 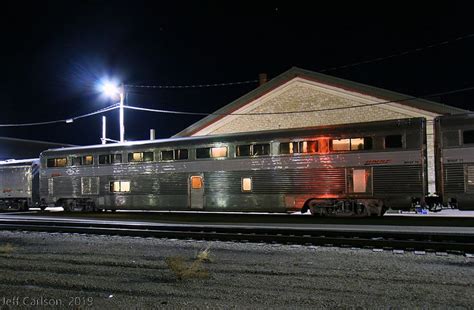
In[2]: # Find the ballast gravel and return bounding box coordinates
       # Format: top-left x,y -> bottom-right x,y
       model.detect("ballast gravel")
0,230 -> 472,309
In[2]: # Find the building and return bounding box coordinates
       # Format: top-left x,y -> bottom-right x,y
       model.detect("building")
174,67 -> 470,194
0,137 -> 74,161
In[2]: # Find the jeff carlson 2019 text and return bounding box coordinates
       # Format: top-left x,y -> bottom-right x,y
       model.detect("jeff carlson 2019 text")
1,296 -> 94,307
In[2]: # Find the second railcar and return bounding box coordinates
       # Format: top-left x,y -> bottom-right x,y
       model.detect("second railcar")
39,118 -> 427,216
435,113 -> 474,210
0,159 -> 40,210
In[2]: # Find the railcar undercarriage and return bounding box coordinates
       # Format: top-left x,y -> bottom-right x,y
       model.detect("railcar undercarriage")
302,198 -> 386,217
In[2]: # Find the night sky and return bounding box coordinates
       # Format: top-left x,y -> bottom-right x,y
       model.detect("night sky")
1,2 -> 473,146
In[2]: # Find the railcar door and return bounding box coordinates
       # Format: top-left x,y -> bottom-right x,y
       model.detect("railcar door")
189,174 -> 204,209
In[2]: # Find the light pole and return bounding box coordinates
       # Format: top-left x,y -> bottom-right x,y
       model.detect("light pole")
101,81 -> 125,143
119,84 -> 125,143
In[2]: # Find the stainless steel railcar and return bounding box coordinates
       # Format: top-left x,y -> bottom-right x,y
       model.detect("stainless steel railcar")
0,159 -> 40,211
39,118 -> 428,216
435,114 -> 474,210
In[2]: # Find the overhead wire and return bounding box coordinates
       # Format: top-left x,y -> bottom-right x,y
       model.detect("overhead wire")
0,103 -> 119,127
123,85 -> 474,116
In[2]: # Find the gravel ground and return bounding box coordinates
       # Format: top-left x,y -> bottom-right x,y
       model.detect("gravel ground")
0,231 -> 472,309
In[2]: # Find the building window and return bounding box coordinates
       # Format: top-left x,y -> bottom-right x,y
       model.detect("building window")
385,135 -> 403,148
241,177 -> 252,192
128,152 -> 154,162
191,176 -> 203,189
109,181 -> 131,193
463,130 -> 474,144
47,158 -> 67,168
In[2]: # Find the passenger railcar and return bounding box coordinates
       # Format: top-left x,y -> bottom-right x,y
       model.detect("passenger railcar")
39,118 -> 428,216
0,159 -> 40,211
435,114 -> 474,210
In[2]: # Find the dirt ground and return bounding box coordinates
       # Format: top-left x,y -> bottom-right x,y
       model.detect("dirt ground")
0,230 -> 472,309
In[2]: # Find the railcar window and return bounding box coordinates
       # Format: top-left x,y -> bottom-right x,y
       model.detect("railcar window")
71,157 -> 82,166
128,152 -> 154,162
463,130 -> 474,144
109,181 -> 131,192
112,154 -> 122,164
196,148 -> 211,159
236,145 -> 251,157
236,144 -> 270,157
161,150 -> 174,161
82,155 -> 93,165
332,139 -> 350,151
191,176 -> 203,189
47,158 -> 67,168
385,135 -> 403,148
99,155 -> 110,165
279,142 -> 298,154
253,144 -> 270,156
242,177 -> 253,192
175,149 -> 188,160
443,131 -> 460,147
298,141 -> 318,153
211,147 -> 228,158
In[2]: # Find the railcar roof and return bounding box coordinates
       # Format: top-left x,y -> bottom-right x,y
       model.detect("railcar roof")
41,117 -> 424,156
0,158 -> 38,166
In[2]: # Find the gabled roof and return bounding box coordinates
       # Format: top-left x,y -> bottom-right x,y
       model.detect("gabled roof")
174,67 -> 469,137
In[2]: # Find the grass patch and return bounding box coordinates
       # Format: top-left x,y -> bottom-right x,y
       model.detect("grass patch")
0,243 -> 15,254
165,248 -> 212,280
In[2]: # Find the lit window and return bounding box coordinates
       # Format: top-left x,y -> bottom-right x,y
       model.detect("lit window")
242,177 -> 252,192
191,176 -> 203,189
332,139 -> 350,151
47,158 -> 67,168
298,141 -> 318,153
128,152 -> 154,162
350,138 -> 364,151
109,181 -> 131,192
347,168 -> 372,193
211,147 -> 228,158
280,142 -> 298,154
82,155 -> 93,165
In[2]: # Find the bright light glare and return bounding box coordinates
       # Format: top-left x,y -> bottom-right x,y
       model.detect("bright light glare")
101,81 -> 120,98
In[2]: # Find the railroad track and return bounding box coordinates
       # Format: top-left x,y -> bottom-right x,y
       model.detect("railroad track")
0,217 -> 473,254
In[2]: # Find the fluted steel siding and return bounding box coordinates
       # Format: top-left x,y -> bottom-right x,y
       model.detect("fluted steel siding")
373,165 -> 423,194
443,163 -> 465,193
204,169 -> 345,195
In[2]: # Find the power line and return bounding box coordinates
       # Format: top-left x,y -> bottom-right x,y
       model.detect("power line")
320,33 -> 474,73
123,86 -> 474,116
125,79 -> 258,89
0,104 -> 119,128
